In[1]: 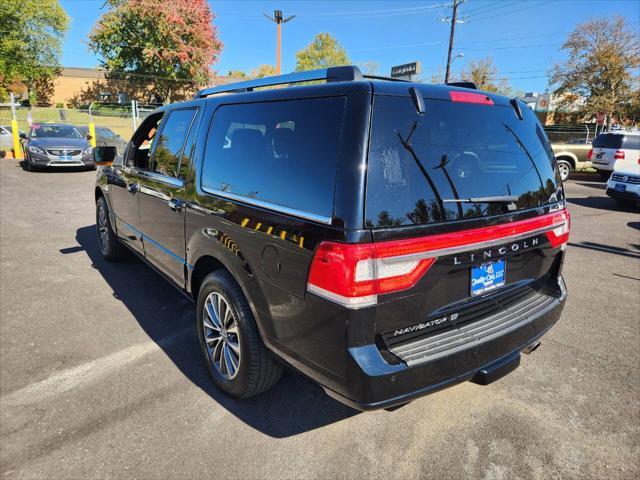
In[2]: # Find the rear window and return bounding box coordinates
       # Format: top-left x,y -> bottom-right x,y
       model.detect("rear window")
365,95 -> 562,228
593,133 -> 640,150
202,97 -> 346,220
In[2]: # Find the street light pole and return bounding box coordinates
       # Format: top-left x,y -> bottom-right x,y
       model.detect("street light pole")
263,10 -> 296,74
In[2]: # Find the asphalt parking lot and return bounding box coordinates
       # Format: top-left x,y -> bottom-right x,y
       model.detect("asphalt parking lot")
0,160 -> 638,480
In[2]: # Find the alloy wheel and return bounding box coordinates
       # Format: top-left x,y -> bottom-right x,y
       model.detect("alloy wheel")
203,292 -> 241,380
97,202 -> 109,254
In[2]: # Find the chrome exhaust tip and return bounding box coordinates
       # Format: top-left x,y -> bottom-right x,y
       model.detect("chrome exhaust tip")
522,341 -> 541,355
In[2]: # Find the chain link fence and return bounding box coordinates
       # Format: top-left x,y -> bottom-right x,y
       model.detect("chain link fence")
0,101 -> 157,158
543,124 -> 600,145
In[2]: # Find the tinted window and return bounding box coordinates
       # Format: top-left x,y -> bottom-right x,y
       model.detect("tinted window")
365,95 -> 562,228
593,133 -> 624,149
623,134 -> 640,150
202,97 -> 346,219
30,125 -> 81,139
152,109 -> 197,177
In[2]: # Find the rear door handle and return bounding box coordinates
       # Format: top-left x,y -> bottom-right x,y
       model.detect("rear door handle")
127,183 -> 139,194
168,198 -> 183,212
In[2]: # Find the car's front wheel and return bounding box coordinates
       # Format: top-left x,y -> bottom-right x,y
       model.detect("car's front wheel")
557,160 -> 572,182
96,196 -> 124,261
197,271 -> 282,399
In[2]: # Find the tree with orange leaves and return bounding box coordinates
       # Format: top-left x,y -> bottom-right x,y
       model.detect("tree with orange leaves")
89,0 -> 222,103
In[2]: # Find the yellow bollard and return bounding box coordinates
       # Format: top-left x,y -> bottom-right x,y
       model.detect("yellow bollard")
11,119 -> 23,159
88,123 -> 97,147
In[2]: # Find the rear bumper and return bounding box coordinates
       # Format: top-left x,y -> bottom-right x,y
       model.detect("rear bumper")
324,277 -> 567,411
606,180 -> 640,202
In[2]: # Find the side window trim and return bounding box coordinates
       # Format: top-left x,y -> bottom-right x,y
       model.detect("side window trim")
203,187 -> 333,225
149,106 -> 199,178
138,169 -> 185,188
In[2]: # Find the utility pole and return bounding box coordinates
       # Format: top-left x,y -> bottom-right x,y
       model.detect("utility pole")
444,0 -> 464,83
263,10 -> 296,74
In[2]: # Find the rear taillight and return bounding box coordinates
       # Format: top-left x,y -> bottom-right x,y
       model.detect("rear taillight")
614,150 -> 625,160
544,209 -> 570,248
308,209 -> 571,308
587,149 -> 593,160
449,91 -> 494,105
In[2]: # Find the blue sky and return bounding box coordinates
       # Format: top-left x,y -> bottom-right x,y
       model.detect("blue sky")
60,0 -> 639,93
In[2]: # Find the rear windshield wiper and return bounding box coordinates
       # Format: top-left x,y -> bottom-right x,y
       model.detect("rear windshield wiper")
443,195 -> 519,210
442,195 -> 519,203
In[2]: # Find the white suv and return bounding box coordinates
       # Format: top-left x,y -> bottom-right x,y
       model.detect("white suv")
590,131 -> 640,180
606,162 -> 640,207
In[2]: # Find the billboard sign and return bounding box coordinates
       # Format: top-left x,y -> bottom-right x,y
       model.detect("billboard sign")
391,62 -> 421,79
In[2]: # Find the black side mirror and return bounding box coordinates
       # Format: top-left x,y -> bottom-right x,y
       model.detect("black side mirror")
85,134 -> 93,140
94,146 -> 117,165
19,133 -> 27,139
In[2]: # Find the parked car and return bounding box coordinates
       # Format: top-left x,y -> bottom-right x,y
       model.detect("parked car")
589,131 -> 640,180
93,66 -> 569,410
22,123 -> 94,171
75,125 -> 128,156
550,139 -> 592,181
0,125 -> 25,152
606,162 -> 640,207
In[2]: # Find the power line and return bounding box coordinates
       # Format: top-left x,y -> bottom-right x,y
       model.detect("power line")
469,0 -> 555,22
462,0 -> 520,17
216,3 -> 451,19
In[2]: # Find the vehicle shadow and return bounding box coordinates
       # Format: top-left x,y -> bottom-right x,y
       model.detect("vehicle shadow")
566,196 -> 638,213
567,241 -> 640,260
574,181 -> 606,191
70,225 -> 359,438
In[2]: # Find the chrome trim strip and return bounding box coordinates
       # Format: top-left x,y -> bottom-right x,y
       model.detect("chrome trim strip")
381,221 -> 565,263
307,283 -> 376,309
139,171 -> 185,188
202,188 -> 333,225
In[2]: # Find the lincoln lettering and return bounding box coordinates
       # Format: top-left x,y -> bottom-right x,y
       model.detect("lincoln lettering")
453,237 -> 540,265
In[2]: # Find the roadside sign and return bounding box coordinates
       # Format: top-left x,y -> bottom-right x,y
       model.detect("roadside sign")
391,62 -> 421,80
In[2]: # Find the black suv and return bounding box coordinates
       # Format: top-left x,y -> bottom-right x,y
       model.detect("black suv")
94,66 -> 569,410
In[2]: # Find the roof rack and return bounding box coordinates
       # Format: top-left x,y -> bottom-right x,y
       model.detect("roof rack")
362,74 -> 409,83
194,65 -> 363,98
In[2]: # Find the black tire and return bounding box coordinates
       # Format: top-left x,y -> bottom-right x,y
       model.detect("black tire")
557,160 -> 572,182
24,154 -> 33,171
96,196 -> 124,261
597,170 -> 610,181
197,270 -> 282,399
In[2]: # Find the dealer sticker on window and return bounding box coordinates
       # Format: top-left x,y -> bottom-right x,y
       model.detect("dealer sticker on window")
471,260 -> 506,296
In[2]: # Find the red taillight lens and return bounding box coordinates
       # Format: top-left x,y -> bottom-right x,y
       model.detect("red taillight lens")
614,150 -> 625,160
306,241 -> 436,308
587,149 -> 593,160
544,209 -> 570,248
449,91 -> 494,105
308,209 -> 571,308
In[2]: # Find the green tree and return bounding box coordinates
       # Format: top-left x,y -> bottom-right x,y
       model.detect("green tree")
89,0 -> 223,103
226,70 -> 247,79
295,33 -> 350,72
459,57 -> 511,95
251,64 -> 276,79
0,0 -> 68,102
549,16 -> 639,127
